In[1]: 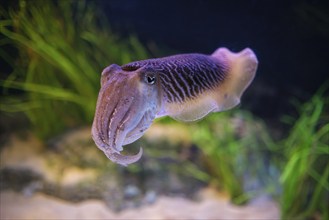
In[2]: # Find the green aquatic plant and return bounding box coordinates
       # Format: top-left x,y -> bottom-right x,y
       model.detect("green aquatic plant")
190,110 -> 277,205
279,89 -> 329,219
0,0 -> 149,138
190,88 -> 328,215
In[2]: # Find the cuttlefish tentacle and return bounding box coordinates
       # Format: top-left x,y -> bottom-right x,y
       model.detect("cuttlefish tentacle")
107,95 -> 135,151
103,148 -> 143,167
94,65 -> 122,149
123,108 -> 156,145
92,47 -> 258,166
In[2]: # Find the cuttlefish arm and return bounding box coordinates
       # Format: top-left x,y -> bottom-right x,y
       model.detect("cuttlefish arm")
91,64 -> 158,166
91,47 -> 258,166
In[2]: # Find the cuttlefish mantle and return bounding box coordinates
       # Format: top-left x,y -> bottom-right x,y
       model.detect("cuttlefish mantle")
91,47 -> 258,166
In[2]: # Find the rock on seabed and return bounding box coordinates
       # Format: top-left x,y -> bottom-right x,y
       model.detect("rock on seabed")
0,128 -> 280,219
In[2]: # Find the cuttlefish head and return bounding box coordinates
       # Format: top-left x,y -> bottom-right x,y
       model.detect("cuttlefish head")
91,64 -> 161,166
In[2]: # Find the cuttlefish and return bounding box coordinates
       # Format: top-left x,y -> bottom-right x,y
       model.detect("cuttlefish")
91,47 -> 258,166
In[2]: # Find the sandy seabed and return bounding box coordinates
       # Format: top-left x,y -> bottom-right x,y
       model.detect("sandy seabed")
1,189 -> 279,220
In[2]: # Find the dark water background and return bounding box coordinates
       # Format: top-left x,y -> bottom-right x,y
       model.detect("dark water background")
99,0 -> 329,119
1,0 -> 328,123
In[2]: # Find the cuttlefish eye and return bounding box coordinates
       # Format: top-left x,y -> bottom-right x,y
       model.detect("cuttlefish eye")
144,72 -> 156,85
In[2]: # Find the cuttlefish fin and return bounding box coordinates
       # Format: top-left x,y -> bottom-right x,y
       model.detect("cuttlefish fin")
164,48 -> 258,122
165,94 -> 218,122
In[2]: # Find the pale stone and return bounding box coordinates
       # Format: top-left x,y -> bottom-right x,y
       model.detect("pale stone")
60,167 -> 98,186
144,123 -> 191,144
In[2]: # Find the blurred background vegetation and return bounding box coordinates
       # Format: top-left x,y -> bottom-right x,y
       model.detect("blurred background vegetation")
0,1 -> 328,219
0,0 -> 149,138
